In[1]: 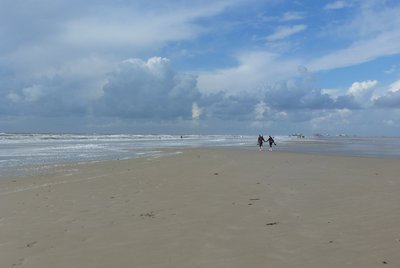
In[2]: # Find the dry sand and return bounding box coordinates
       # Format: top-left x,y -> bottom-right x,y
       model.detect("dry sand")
0,148 -> 399,268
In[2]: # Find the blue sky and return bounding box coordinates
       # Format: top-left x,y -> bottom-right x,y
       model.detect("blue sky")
1,0 -> 400,135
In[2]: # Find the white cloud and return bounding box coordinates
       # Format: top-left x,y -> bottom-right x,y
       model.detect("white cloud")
2,0 -> 246,78
61,14 -> 199,49
6,93 -> 21,103
384,65 -> 399,75
324,1 -> 352,10
347,80 -> 377,104
22,85 -> 45,102
348,80 -> 377,92
281,11 -> 306,22
276,111 -> 288,118
383,119 -> 395,126
311,108 -> 352,129
8,85 -> 46,104
308,2 -> 400,72
321,88 -> 342,100
308,30 -> 400,71
266,24 -> 307,42
2,0 -> 400,135
192,102 -> 203,120
254,100 -> 269,120
198,51 -> 301,95
337,108 -> 352,118
388,80 -> 400,92
372,79 -> 400,108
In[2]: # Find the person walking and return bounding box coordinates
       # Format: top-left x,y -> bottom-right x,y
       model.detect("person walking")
267,136 -> 276,151
257,135 -> 266,151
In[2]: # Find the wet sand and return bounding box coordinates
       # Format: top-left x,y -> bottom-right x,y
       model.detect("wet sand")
1,148 -> 399,267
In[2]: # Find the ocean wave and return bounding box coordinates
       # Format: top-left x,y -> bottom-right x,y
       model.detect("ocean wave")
1,133 -> 399,177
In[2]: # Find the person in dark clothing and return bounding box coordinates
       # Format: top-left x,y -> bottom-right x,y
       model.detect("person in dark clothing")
257,135 -> 266,151
266,136 -> 276,151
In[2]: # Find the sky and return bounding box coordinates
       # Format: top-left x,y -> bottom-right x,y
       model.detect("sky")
1,0 -> 400,135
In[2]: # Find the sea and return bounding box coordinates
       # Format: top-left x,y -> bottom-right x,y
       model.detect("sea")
1,133 -> 399,177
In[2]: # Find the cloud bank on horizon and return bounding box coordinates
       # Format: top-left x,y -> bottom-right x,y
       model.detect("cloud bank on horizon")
1,0 -> 400,135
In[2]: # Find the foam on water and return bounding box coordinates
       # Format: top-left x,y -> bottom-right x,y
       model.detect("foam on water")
0,133 -> 255,177
1,133 -> 399,177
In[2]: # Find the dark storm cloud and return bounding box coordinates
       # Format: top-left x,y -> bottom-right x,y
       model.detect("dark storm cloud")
374,91 -> 400,108
95,57 -> 201,120
3,75 -> 91,117
199,93 -> 257,121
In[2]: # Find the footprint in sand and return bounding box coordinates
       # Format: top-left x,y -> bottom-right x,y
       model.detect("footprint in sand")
11,258 -> 25,267
26,241 -> 38,248
140,212 -> 155,218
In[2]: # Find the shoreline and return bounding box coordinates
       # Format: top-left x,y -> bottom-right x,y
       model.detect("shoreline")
2,134 -> 400,178
1,148 -> 400,267
2,144 -> 400,179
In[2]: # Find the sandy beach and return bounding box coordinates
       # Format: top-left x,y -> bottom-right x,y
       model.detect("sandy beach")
1,148 -> 399,268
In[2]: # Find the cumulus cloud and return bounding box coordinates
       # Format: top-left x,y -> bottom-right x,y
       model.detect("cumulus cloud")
192,102 -> 203,120
3,54 -> 388,133
198,64 -> 370,126
95,57 -> 201,120
257,68 -> 336,111
199,93 -> 257,121
310,108 -> 352,130
374,91 -> 400,108
2,0 -> 400,135
372,79 -> 400,108
199,60 -> 348,121
348,80 -> 378,94
347,80 -> 377,106
388,79 -> 400,92
22,85 -> 46,102
254,101 -> 268,120
2,74 -> 94,116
